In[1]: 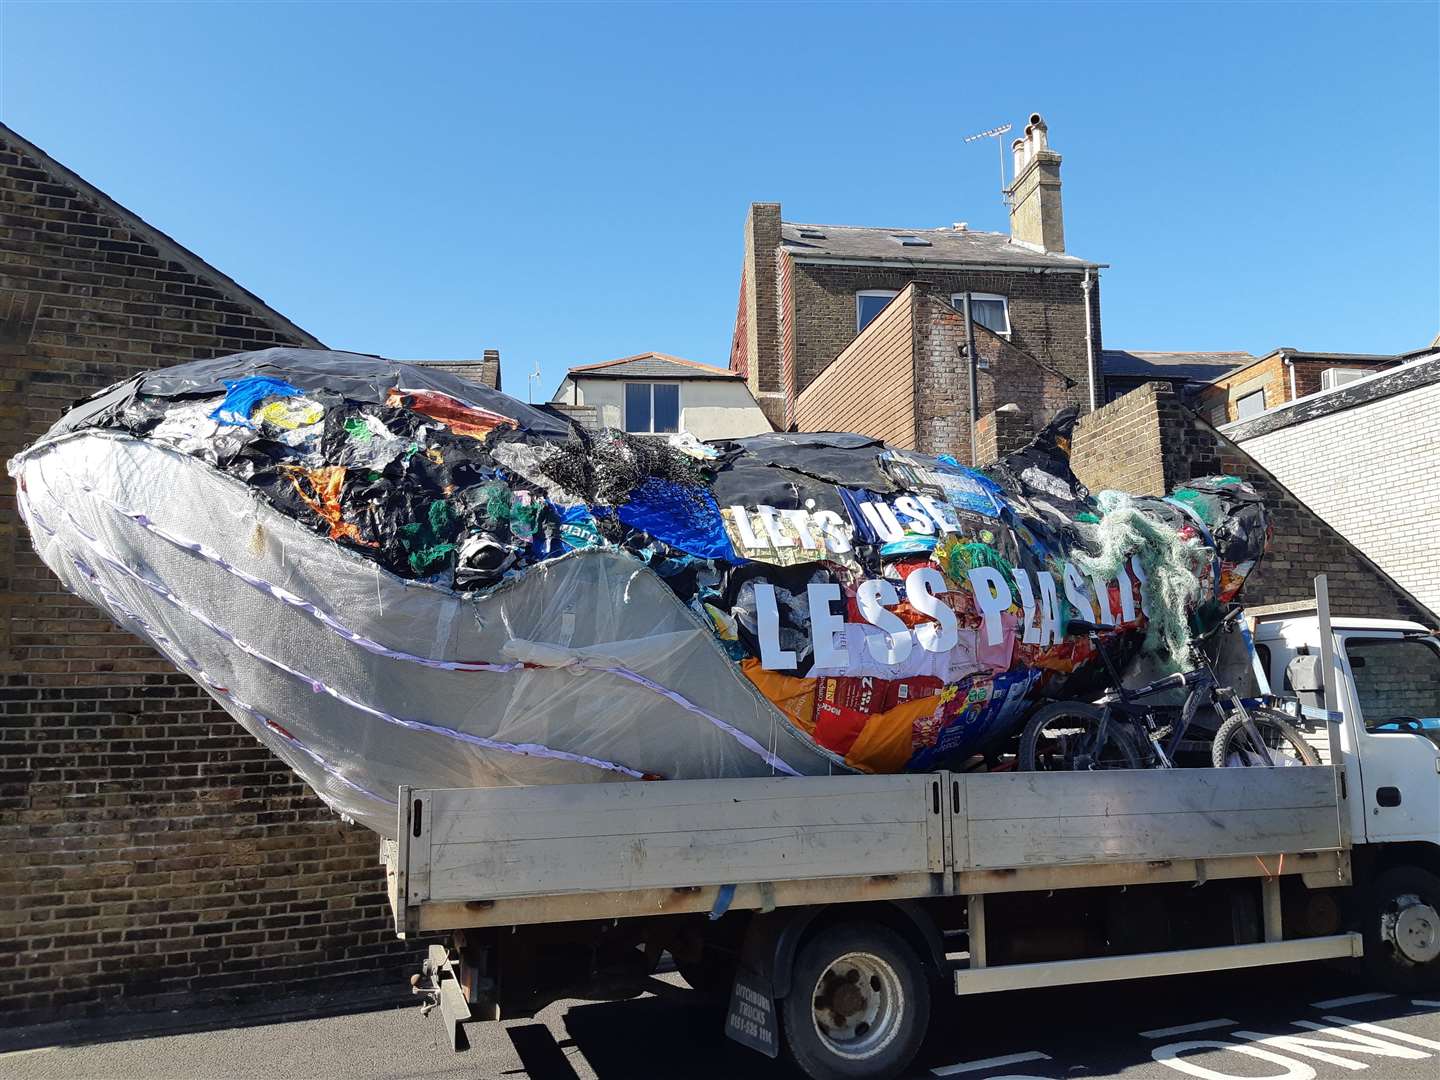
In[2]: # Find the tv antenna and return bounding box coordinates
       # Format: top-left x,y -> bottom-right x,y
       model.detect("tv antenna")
964,122 -> 1013,208
527,360 -> 542,404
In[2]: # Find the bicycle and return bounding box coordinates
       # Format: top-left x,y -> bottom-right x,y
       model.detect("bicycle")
1018,608 -> 1320,771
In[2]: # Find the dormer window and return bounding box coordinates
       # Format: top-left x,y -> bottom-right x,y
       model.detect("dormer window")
855,290 -> 900,333
952,292 -> 1010,337
624,383 -> 680,434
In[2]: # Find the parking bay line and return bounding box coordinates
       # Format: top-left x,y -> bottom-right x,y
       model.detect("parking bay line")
1139,1018 -> 1238,1039
931,1050 -> 1052,1076
1310,991 -> 1394,1009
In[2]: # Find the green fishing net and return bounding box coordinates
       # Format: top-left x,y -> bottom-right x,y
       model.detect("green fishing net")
1071,490 -> 1211,666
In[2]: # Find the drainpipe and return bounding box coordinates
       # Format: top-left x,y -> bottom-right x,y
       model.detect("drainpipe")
1283,351 -> 1297,402
1082,269 -> 1098,410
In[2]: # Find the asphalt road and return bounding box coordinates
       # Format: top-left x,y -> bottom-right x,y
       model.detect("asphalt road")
3,963 -> 1438,1080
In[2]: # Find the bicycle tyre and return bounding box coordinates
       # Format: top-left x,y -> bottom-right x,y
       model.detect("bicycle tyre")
1211,708 -> 1321,768
1020,701 -> 1145,771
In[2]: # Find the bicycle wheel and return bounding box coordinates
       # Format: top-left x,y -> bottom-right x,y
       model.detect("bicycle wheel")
1211,708 -> 1321,767
1019,702 -> 1144,771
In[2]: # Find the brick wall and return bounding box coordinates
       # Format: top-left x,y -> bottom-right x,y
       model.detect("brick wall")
787,263 -> 1097,407
1234,367 -> 1440,616
740,203 -> 781,396
727,266 -> 749,380
1072,382 -> 1435,625
973,408 -> 1035,467
794,282 -> 916,445
913,287 -> 1080,463
0,125 -> 413,1025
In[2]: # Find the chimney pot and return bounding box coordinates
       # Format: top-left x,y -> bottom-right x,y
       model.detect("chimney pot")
1008,111 -> 1065,253
952,221 -> 968,231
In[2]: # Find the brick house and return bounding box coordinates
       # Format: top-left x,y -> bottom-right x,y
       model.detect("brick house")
729,114 -> 1105,449
1193,348 -> 1399,425
0,123 -> 413,1024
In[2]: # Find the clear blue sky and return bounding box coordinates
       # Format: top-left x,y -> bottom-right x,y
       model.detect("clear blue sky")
3,2 -> 1437,398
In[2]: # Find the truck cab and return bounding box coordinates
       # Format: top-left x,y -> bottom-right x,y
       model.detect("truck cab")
1252,613 -> 1440,847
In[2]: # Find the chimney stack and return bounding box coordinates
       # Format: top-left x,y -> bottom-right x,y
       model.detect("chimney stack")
1007,112 -> 1065,254
481,348 -> 502,391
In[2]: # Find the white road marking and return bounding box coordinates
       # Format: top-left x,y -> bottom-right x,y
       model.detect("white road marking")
1319,1018 -> 1440,1051
1309,992 -> 1394,1009
931,1050 -> 1052,1076
1141,1019 -> 1239,1039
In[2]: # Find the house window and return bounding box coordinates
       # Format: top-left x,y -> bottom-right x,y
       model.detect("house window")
951,293 -> 1010,337
624,382 -> 680,434
1235,389 -> 1266,420
855,290 -> 900,333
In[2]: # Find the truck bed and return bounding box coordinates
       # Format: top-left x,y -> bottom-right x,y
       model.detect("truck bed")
386,765 -> 1350,935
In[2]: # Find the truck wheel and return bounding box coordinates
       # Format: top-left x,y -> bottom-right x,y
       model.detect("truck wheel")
781,922 -> 930,1080
1363,866 -> 1440,992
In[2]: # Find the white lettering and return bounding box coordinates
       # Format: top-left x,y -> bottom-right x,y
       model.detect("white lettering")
1063,563 -> 1098,625
1130,555 -> 1150,617
756,505 -> 793,549
1011,568 -> 1042,645
856,579 -> 912,664
1117,566 -> 1137,622
752,583 -> 796,669
781,508 -> 819,550
1091,574 -> 1116,625
729,505 -> 765,549
1235,1020 -> 1430,1069
917,495 -> 960,534
892,495 -> 936,535
1152,1039 -> 1315,1080
811,509 -> 852,554
968,568 -> 1013,647
807,583 -> 848,669
906,567 -> 958,653
1037,571 -> 1061,646
858,500 -> 905,542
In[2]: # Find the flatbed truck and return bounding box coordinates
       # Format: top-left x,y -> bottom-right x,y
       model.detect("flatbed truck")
384,586 -> 1440,1079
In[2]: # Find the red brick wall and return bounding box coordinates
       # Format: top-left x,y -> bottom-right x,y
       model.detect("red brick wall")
0,127 -> 413,1025
777,250 -> 796,427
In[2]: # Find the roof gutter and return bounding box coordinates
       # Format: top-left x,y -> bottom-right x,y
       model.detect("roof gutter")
788,254 -> 1107,273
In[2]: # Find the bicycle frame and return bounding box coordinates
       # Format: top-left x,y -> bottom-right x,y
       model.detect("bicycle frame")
1083,616 -> 1275,768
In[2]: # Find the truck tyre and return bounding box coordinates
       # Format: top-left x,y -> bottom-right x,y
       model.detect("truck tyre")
1211,710 -> 1320,768
781,922 -> 930,1080
1362,866 -> 1440,992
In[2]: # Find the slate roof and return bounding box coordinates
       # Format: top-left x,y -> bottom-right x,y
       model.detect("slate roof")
780,222 -> 1102,269
1103,349 -> 1254,383
568,352 -> 742,379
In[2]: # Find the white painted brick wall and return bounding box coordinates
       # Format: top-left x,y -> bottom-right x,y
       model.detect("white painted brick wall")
1241,379 -> 1440,615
